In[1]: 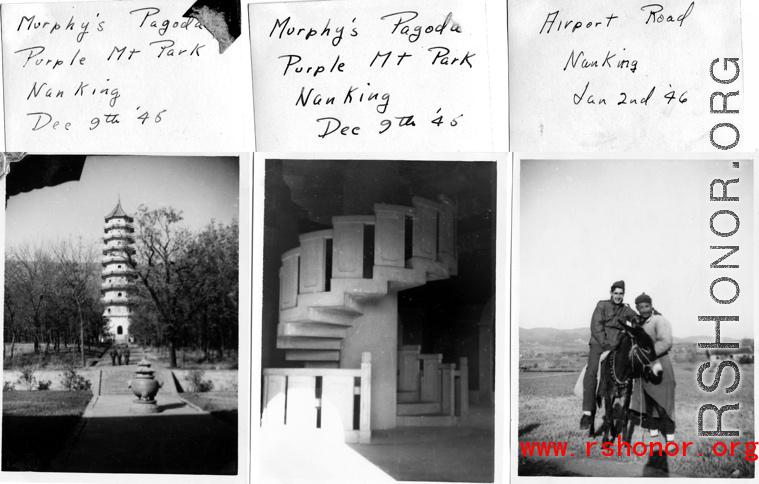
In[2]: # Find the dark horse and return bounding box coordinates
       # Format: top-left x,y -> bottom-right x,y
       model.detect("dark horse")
588,323 -> 661,443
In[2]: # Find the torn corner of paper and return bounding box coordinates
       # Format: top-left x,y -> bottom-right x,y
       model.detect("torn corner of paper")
184,1 -> 241,54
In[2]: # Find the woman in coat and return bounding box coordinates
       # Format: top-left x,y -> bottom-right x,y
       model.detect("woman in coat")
630,292 -> 676,442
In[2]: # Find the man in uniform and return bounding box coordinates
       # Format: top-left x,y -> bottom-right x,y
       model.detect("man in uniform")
580,280 -> 640,429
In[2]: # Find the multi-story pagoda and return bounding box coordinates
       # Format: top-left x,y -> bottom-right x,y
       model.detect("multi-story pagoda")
101,200 -> 137,343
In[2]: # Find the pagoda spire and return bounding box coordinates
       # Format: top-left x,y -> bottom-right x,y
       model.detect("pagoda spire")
101,198 -> 136,344
105,198 -> 133,222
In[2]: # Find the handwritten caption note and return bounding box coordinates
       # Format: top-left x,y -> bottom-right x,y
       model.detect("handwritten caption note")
249,0 -> 493,151
1,1 -> 248,152
509,0 -> 742,152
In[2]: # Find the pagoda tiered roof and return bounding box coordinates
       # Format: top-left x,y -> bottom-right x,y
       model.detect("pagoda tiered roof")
100,280 -> 134,293
101,266 -> 137,278
103,232 -> 135,243
104,200 -> 134,223
103,246 -> 136,256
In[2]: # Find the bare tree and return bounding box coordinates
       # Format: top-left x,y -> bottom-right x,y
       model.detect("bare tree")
52,237 -> 102,367
127,206 -> 239,367
5,243 -> 54,354
127,205 -> 193,368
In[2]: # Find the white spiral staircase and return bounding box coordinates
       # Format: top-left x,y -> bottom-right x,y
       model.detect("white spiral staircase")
277,195 -> 458,367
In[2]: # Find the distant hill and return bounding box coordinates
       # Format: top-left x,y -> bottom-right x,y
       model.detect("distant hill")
520,327 -> 588,346
519,327 -> 747,352
676,335 -> 744,344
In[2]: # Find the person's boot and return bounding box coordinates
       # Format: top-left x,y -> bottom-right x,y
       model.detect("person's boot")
580,414 -> 592,430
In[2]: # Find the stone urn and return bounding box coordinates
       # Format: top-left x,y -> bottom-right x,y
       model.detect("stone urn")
127,358 -> 163,414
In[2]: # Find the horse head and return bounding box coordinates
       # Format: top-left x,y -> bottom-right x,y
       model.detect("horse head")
618,322 -> 659,382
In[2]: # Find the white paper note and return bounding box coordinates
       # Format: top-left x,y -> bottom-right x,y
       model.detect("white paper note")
249,0 -> 494,152
509,0 -> 743,152
1,1 -> 250,152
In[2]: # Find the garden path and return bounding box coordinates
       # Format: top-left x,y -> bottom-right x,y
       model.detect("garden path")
51,345 -> 236,474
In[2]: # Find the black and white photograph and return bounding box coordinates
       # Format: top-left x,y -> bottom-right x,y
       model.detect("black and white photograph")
512,155 -> 755,478
1,155 -> 249,481
256,155 -> 501,482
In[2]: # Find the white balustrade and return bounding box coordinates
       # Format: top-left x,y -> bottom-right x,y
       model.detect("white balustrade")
412,197 -> 442,261
332,216 -> 374,279
437,195 -> 458,274
298,230 -> 332,294
398,345 -> 421,394
374,204 -> 414,268
279,248 -> 300,310
262,352 -> 372,443
397,347 -> 469,421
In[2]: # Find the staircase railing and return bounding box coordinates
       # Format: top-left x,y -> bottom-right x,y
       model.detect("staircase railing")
397,345 -> 469,421
261,352 -> 372,443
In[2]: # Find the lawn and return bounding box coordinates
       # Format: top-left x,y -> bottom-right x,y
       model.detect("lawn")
146,346 -> 238,370
181,391 -> 238,428
3,343 -> 108,370
518,365 -> 755,478
2,391 -> 93,471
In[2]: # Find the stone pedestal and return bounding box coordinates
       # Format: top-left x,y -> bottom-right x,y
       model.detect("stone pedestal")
129,399 -> 159,414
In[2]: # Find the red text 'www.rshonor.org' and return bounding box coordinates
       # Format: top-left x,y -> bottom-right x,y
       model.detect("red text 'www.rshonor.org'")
520,437 -> 759,460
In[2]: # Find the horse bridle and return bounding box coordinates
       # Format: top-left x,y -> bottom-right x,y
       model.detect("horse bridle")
610,338 -> 656,389
610,351 -> 630,389
630,340 -> 656,375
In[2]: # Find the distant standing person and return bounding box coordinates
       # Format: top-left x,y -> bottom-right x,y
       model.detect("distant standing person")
124,345 -> 131,365
117,346 -> 123,366
581,280 -> 640,430
110,346 -> 117,366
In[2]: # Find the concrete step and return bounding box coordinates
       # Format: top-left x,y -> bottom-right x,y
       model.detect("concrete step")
396,415 -> 458,427
100,372 -> 135,395
304,362 -> 340,369
309,307 -> 360,326
397,402 -> 441,416
278,322 -> 348,339
397,391 -> 420,403
285,350 -> 341,361
407,257 -> 449,281
281,306 -> 358,326
100,377 -> 133,384
281,304 -> 362,326
295,291 -> 363,314
374,266 -> 426,292
419,353 -> 443,362
331,278 -> 388,303
277,337 -> 342,350
399,345 -> 421,351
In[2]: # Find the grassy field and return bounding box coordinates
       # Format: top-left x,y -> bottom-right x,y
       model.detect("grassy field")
3,343 -> 107,370
181,391 -> 238,428
146,347 -> 239,370
2,391 -> 93,471
518,364 -> 755,478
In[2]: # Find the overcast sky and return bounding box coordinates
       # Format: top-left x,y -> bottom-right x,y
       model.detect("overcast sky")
6,156 -> 239,249
517,159 -> 754,340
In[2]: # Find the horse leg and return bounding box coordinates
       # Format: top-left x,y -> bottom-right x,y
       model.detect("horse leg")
603,395 -> 613,443
589,407 -> 596,438
621,392 -> 632,443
